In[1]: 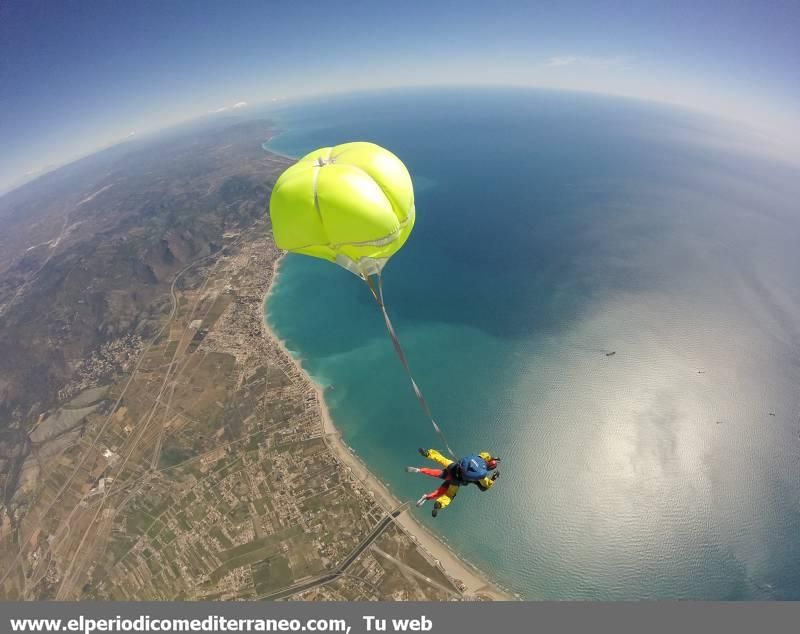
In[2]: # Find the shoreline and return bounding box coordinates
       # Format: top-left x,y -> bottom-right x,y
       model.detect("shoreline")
260,139 -> 298,163
261,253 -> 513,601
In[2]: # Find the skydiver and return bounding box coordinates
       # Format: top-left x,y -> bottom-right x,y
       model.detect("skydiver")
407,448 -> 500,517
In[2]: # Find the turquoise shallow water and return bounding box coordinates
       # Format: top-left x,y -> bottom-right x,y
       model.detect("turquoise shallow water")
263,88 -> 800,599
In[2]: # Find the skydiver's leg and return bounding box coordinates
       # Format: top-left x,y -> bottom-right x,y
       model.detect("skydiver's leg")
424,449 -> 454,469
420,467 -> 447,478
427,484 -> 450,500
417,483 -> 449,507
432,484 -> 459,517
405,466 -> 447,478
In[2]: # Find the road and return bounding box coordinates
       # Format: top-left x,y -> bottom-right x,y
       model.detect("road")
370,546 -> 459,597
53,243 -> 236,599
0,256 -> 195,590
258,503 -> 409,601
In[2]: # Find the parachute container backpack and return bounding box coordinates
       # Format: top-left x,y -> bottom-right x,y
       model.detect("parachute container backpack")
458,454 -> 489,482
269,142 -> 458,459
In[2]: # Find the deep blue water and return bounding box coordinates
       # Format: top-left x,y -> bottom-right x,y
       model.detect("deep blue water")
263,88 -> 800,599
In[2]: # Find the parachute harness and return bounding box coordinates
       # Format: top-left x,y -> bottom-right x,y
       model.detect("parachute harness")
364,272 -> 459,460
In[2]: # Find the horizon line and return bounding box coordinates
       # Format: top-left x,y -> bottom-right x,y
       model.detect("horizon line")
3,82 -> 798,198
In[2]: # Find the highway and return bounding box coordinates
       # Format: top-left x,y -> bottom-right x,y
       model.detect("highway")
258,503 -> 409,600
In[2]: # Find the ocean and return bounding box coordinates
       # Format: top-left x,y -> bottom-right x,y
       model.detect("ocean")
262,88 -> 800,599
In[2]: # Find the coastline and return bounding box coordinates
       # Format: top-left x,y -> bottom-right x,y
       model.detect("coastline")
260,140 -> 298,162
261,253 -> 513,601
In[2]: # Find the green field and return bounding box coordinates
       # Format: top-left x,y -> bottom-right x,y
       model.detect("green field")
208,526 -> 302,583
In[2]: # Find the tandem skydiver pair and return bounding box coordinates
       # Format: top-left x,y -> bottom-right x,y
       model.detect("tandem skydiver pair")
408,449 -> 501,517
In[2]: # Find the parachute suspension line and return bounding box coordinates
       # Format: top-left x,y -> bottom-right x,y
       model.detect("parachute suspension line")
364,272 -> 459,460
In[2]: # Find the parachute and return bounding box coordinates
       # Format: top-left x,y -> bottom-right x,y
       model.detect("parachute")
269,142 -> 457,459
269,142 -> 415,278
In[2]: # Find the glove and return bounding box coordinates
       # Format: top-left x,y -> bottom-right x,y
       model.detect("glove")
491,471 -> 500,481
418,447 -> 428,458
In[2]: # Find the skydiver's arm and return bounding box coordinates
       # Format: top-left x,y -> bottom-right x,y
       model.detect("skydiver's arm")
477,471 -> 500,491
476,478 -> 494,491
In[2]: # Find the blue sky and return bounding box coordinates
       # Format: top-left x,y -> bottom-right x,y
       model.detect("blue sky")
1,0 -> 798,192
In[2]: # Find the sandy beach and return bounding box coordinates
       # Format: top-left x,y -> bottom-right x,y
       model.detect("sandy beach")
262,254 -> 512,601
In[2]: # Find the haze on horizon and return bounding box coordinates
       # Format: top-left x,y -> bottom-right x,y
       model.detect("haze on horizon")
1,0 -> 798,193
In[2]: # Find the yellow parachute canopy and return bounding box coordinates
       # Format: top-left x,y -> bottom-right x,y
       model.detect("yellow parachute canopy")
269,142 -> 415,277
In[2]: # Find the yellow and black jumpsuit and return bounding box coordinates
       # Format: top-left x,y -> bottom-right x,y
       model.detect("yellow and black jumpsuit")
417,449 -> 497,511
